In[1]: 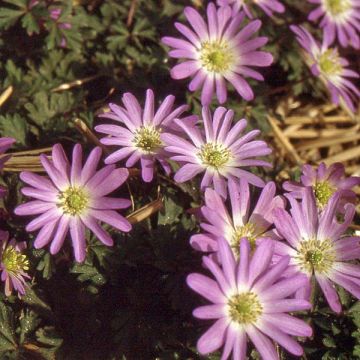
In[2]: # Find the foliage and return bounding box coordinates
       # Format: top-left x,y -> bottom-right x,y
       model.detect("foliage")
0,0 -> 359,359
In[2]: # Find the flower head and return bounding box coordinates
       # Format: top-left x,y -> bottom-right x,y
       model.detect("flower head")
217,0 -> 285,18
15,144 -> 132,262
291,25 -> 360,111
162,106 -> 272,199
95,89 -> 189,182
191,178 -> 285,255
273,187 -> 359,313
187,237 -> 312,359
0,232 -> 30,297
308,0 -> 360,49
283,162 -> 360,210
162,3 -> 273,105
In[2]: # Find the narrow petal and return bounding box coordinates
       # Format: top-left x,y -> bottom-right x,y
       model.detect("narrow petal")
259,320 -> 304,356
70,216 -> 86,262
81,215 -> 113,246
50,215 -> 70,254
193,304 -> 226,319
197,318 -> 228,355
174,163 -> 204,183
262,274 -> 310,301
248,238 -> 274,287
261,313 -> 313,337
71,144 -> 83,186
15,201 -> 55,216
187,273 -> 225,303
246,325 -> 278,360
90,209 -> 132,232
81,147 -> 102,184
218,237 -> 236,289
140,155 -> 154,182
34,221 -> 57,248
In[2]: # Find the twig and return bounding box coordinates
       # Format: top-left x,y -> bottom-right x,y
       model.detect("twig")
268,116 -> 302,164
0,86 -> 13,107
127,0 -> 137,27
74,118 -> 109,154
126,198 -> 163,224
51,74 -> 101,92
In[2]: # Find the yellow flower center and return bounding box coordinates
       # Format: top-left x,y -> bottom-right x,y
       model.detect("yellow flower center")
228,292 -> 263,324
231,223 -> 257,256
133,126 -> 162,154
58,187 -> 89,216
295,238 -> 335,274
318,49 -> 343,77
2,246 -> 29,274
325,0 -> 351,16
200,41 -> 234,74
314,181 -> 335,209
198,142 -> 231,170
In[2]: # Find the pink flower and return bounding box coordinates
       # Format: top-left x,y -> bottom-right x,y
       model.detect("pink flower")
0,231 -> 30,297
15,144 -> 132,262
162,3 -> 273,105
162,106 -> 272,198
187,237 -> 312,359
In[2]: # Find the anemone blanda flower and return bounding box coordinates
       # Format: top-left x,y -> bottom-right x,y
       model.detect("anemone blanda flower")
95,89 -> 189,182
162,106 -> 272,199
191,178 -> 285,255
272,187 -> 359,313
308,0 -> 360,49
291,25 -> 359,112
0,137 -> 15,198
162,3 -> 273,105
283,162 -> 360,210
217,0 -> 285,18
15,144 -> 132,263
187,237 -> 312,359
0,231 -> 30,297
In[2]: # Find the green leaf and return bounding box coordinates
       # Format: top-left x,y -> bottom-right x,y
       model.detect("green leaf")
158,195 -> 183,225
19,309 -> 41,345
35,326 -> 62,360
0,8 -> 24,30
35,251 -> 54,280
0,114 -> 27,145
0,301 -> 17,354
21,12 -> 40,35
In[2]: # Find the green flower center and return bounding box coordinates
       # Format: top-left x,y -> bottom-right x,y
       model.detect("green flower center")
231,223 -> 257,256
200,41 -> 234,73
296,238 -> 335,274
133,126 -> 162,154
318,49 -> 343,77
228,292 -> 263,324
58,187 -> 89,216
314,181 -> 335,209
325,0 -> 351,16
198,143 -> 231,170
2,246 -> 29,274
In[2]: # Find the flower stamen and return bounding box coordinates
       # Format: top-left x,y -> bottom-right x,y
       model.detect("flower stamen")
314,180 -> 335,208
199,41 -> 234,74
2,246 -> 29,274
228,292 -> 263,324
295,238 -> 335,274
58,187 -> 89,216
198,142 -> 231,170
318,49 -> 343,78
324,0 -> 351,17
133,126 -> 162,154
231,223 -> 257,255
